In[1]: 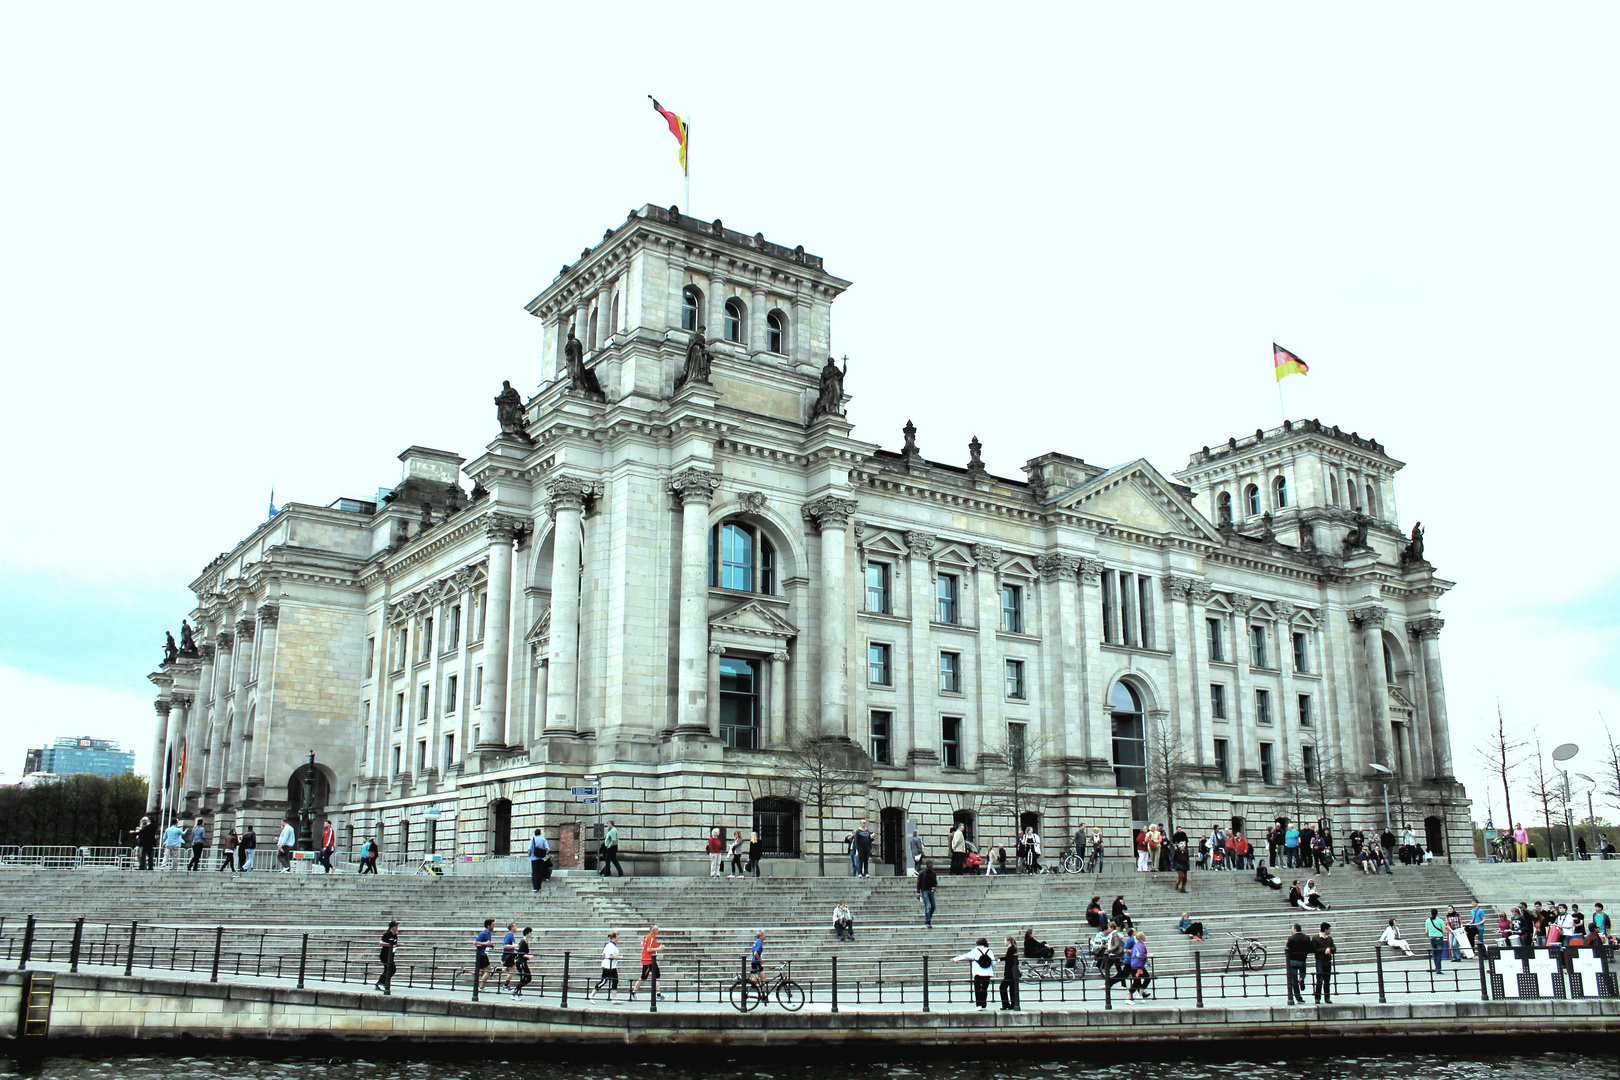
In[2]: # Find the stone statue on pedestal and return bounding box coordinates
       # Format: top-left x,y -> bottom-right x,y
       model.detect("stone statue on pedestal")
564,329 -> 605,400
811,356 -> 846,419
1402,522 -> 1426,563
901,420 -> 919,457
420,502 -> 433,530
675,326 -> 712,390
495,380 -> 526,437
179,621 -> 199,658
1343,513 -> 1370,553
163,632 -> 179,665
967,436 -> 985,475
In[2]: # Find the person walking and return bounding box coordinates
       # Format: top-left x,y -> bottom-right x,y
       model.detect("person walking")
1125,931 -> 1153,1002
161,819 -> 186,871
357,836 -> 373,874
528,828 -> 550,892
1424,908 -> 1448,972
1171,841 -> 1190,892
187,819 -> 207,871
999,934 -> 1021,1010
916,859 -> 939,927
1311,922 -> 1335,1003
240,824 -> 257,872
747,829 -> 762,877
1023,826 -> 1042,874
909,828 -> 926,877
629,925 -> 665,1001
473,919 -> 496,992
708,828 -> 724,877
587,931 -> 621,1003
130,816 -> 158,871
498,921 -> 520,992
511,926 -> 533,997
854,819 -> 873,877
376,921 -> 399,995
218,828 -> 240,871
276,818 -> 296,872
599,821 -> 624,877
1101,921 -> 1131,996
1512,822 -> 1529,862
318,819 -> 336,874
1285,923 -> 1312,1005
952,936 -> 996,1010
729,828 -> 746,878
948,823 -> 967,875
747,931 -> 767,997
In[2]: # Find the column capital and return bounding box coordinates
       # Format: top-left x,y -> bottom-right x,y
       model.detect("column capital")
214,630 -> 234,652
1352,605 -> 1390,629
769,651 -> 790,663
669,467 -> 722,504
903,531 -> 936,559
802,495 -> 858,531
197,644 -> 216,663
154,699 -> 173,717
1161,574 -> 1192,601
1036,554 -> 1080,582
170,692 -> 195,709
544,475 -> 594,517
1409,616 -> 1445,640
235,618 -> 256,641
1188,581 -> 1214,604
1077,557 -> 1105,585
256,602 -> 280,627
1275,601 -> 1295,622
1229,593 -> 1253,616
484,511 -> 530,541
707,643 -> 727,655
971,543 -> 1001,571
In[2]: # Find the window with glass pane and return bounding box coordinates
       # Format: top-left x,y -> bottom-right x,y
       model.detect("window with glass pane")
1101,572 -> 1117,644
723,298 -> 743,342
1005,659 -> 1025,699
1245,484 -> 1261,517
1259,742 -> 1274,784
418,685 -> 429,721
866,562 -> 890,613
1137,576 -> 1153,647
1302,745 -> 1317,784
868,643 -> 891,686
1213,738 -> 1230,782
941,717 -> 962,768
1298,694 -> 1312,727
1110,682 -> 1148,823
473,665 -> 482,706
767,311 -> 785,353
1255,688 -> 1271,725
870,710 -> 891,764
1008,723 -> 1026,770
681,286 -> 700,331
445,675 -> 457,713
936,574 -> 959,623
1250,625 -> 1267,667
448,605 -> 461,649
1292,631 -> 1308,673
939,652 -> 961,693
719,657 -> 760,749
421,617 -> 433,660
1210,683 -> 1227,719
443,733 -> 455,769
1001,584 -> 1022,633
720,524 -> 753,590
1384,644 -> 1394,684
365,637 -> 375,679
1207,618 -> 1223,661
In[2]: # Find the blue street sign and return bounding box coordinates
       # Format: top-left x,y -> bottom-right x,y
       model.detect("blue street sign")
571,785 -> 599,797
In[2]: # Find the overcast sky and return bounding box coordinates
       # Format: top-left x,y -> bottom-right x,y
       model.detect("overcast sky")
2,5 -> 1616,823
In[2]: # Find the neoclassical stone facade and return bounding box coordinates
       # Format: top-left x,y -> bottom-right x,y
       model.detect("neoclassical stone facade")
146,204 -> 1471,868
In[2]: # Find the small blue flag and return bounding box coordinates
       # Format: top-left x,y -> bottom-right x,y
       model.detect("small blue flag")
268,487 -> 278,519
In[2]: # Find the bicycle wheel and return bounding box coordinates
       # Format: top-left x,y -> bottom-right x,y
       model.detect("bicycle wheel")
728,978 -> 759,1012
776,979 -> 806,1011
1244,944 -> 1267,971
1060,852 -> 1082,874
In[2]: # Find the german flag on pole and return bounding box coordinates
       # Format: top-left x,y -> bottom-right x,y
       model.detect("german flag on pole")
1274,342 -> 1309,382
649,96 -> 689,175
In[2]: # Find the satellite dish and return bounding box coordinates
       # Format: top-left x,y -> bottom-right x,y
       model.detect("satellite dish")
1552,743 -> 1579,762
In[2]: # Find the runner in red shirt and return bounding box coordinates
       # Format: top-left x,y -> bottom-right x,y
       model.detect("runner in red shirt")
630,924 -> 665,1000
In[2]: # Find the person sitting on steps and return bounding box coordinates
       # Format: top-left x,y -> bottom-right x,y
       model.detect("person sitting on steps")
1023,928 -> 1054,960
832,901 -> 855,941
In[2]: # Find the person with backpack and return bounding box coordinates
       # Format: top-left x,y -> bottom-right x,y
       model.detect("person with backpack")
1100,921 -> 1131,995
528,828 -> 550,892
240,825 -> 257,872
951,936 -> 996,1010
218,829 -> 239,872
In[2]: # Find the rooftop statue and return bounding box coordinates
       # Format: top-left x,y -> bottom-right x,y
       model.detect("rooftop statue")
564,329 -> 605,400
1343,514 -> 1370,553
495,380 -> 526,437
1403,521 -> 1426,563
675,326 -> 712,390
178,621 -> 200,658
811,356 -> 846,419
163,632 -> 179,666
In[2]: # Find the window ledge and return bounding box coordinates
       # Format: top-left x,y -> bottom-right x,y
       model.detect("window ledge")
440,645 -> 461,657
1005,696 -> 1030,705
1101,643 -> 1171,657
858,611 -> 907,625
996,630 -> 1040,644
866,683 -> 896,693
931,621 -> 977,633
1292,671 -> 1323,681
1208,659 -> 1235,669
938,690 -> 966,699
1250,664 -> 1280,674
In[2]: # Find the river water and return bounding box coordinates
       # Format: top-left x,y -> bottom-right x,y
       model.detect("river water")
1,1054 -> 1614,1080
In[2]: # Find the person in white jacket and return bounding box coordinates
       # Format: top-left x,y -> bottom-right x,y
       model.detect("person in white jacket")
1378,918 -> 1415,957
951,937 -> 997,1010
276,820 -> 297,872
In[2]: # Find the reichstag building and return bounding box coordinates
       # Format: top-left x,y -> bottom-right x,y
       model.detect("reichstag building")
145,205 -> 1471,871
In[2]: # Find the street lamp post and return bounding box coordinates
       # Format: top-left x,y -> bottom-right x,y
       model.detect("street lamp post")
1369,763 -> 1393,833
1575,773 -> 1598,858
1552,744 -> 1579,861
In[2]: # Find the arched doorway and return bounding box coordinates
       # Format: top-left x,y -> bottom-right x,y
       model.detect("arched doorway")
1110,681 -> 1148,827
1424,815 -> 1445,857
491,799 -> 513,856
286,762 -> 331,849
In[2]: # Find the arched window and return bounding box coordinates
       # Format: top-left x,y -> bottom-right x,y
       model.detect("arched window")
1366,484 -> 1378,518
1383,642 -> 1395,684
1244,484 -> 1261,518
1109,682 -> 1148,824
587,306 -> 598,349
610,292 -> 620,338
1216,490 -> 1233,524
753,797 -> 800,858
490,798 -> 512,856
1272,475 -> 1288,508
1329,472 -> 1339,506
952,809 -> 976,844
709,520 -> 776,594
723,297 -> 744,343
681,286 -> 701,331
766,310 -> 786,353
1348,478 -> 1361,511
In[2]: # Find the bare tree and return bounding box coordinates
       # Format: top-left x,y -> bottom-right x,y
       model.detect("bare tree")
980,726 -> 1054,846
1525,737 -> 1565,858
1601,714 -> 1620,812
1477,703 -> 1526,831
1143,715 -> 1200,835
776,717 -> 871,875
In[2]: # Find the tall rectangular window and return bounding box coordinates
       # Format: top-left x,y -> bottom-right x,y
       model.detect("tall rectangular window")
1120,573 -> 1137,646
476,593 -> 487,640
418,685 -> 429,722
416,739 -> 427,774
1302,744 -> 1317,785
1250,625 -> 1268,667
361,722 -> 369,762
473,665 -> 483,707
1298,694 -> 1313,728
942,717 -> 962,768
421,617 -> 433,661
1293,631 -> 1308,673
1207,618 -> 1224,662
939,651 -> 961,694
445,674 -> 458,714
449,605 -> 462,650
394,628 -> 408,671
1210,683 -> 1227,720
1137,576 -> 1154,648
866,562 -> 891,614
1255,688 -> 1271,725
1001,584 -> 1023,633
1259,742 -> 1275,785
1004,659 -> 1026,700
392,745 -> 402,776
1102,572 -> 1118,644
936,574 -> 959,624
365,637 -> 375,679
1007,722 -> 1026,770
394,692 -> 405,729
870,710 -> 892,765
868,643 -> 892,686
718,656 -> 760,749
442,733 -> 455,769
1213,738 -> 1230,782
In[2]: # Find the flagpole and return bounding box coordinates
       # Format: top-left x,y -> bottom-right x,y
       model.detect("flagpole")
684,116 -> 691,217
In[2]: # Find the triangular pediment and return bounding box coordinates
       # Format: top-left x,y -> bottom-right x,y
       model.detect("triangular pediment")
1388,685 -> 1416,715
710,597 -> 800,638
525,609 -> 551,645
1052,459 -> 1223,541
858,530 -> 909,561
1291,608 -> 1319,629
999,554 -> 1038,580
1249,600 -> 1277,622
933,541 -> 976,570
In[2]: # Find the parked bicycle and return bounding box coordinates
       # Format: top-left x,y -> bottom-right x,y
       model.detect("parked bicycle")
1056,846 -> 1084,874
1020,946 -> 1093,982
727,962 -> 806,1012
1222,930 -> 1268,973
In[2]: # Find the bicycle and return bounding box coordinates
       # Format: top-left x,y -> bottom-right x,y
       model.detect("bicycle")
1020,947 -> 1093,982
727,962 -> 806,1012
1222,931 -> 1268,973
1056,846 -> 1084,874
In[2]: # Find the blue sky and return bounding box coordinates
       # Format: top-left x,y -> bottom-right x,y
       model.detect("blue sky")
2,3 -> 1617,811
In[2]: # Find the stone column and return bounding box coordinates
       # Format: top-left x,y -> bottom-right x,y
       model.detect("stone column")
543,481 -> 590,736
147,700 -> 172,813
472,513 -> 520,747
671,467 -> 721,733
707,644 -> 724,738
197,644 -> 222,802
1187,582 -> 1213,768
247,603 -> 279,794
229,618 -> 254,792
1077,559 -> 1108,770
805,495 -> 859,739
1274,603 -> 1296,784
1353,606 -> 1393,771
790,293 -> 807,364
749,286 -> 768,353
595,280 -> 613,348
904,531 -> 936,760
769,651 -> 789,748
573,300 -> 590,349
1162,577 -> 1193,746
167,692 -> 193,816
1410,617 -> 1453,780
708,275 -> 726,339
1229,594 -> 1255,784
972,544 -> 1002,774
1037,554 -> 1082,766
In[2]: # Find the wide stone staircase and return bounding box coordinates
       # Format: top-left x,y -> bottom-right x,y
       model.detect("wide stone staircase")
1452,858 -> 1620,912
0,861 -> 1488,996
